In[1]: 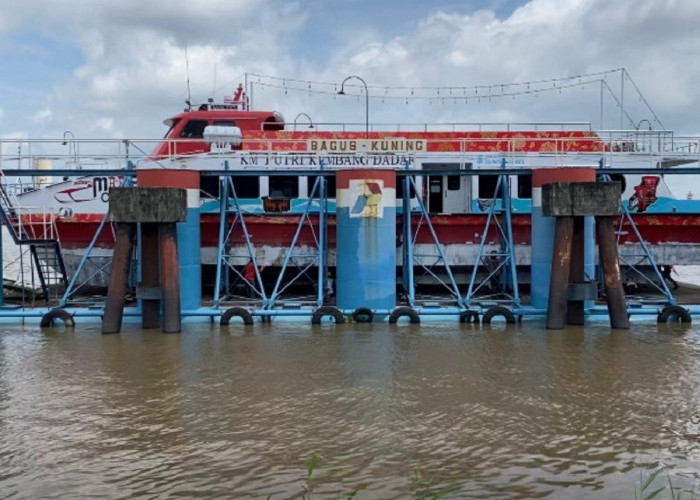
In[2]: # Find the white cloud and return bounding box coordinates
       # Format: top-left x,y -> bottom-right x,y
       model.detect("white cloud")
3,0 -> 700,140
32,108 -> 53,125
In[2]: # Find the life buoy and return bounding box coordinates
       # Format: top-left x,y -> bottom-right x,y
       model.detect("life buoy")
459,310 -> 480,323
351,307 -> 374,323
220,307 -> 254,325
482,306 -> 516,325
40,308 -> 75,328
657,305 -> 692,324
388,306 -> 420,324
311,306 -> 345,325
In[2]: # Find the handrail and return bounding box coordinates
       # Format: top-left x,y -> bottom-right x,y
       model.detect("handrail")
1,133 -> 699,173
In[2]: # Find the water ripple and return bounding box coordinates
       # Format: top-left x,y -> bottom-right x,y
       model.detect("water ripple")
0,323 -> 698,497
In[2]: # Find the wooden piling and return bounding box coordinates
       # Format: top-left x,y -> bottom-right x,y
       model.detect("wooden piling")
567,217 -> 586,325
546,216 -> 574,330
102,223 -> 135,334
159,223 -> 181,334
140,223 -> 160,329
596,216 -> 630,329
542,181 -> 625,329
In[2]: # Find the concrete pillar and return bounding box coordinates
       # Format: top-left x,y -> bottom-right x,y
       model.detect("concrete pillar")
137,169 -> 201,311
531,168 -> 596,309
335,170 -> 396,310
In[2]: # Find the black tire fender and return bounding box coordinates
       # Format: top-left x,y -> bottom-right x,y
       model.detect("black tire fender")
482,306 -> 516,325
351,307 -> 374,323
459,310 -> 480,323
40,308 -> 75,328
220,307 -> 254,325
388,306 -> 420,324
657,305 -> 692,324
311,306 -> 345,325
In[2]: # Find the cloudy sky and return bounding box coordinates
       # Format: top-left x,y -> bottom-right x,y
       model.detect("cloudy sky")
1,0 -> 699,141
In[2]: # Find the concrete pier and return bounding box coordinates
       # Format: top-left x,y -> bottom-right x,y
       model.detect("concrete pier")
101,187 -> 187,334
543,181 -> 629,329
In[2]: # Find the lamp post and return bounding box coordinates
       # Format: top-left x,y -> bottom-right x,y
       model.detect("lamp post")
635,119 -> 652,131
337,75 -> 369,138
293,112 -> 314,131
61,130 -> 80,168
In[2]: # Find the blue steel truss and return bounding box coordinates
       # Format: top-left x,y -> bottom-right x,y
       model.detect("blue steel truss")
401,162 -> 463,307
598,171 -> 675,305
59,163 -> 135,306
212,161 -> 329,310
212,172 -> 267,307
464,159 -> 520,308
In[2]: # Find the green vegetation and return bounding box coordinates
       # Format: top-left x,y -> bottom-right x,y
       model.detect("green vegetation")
636,466 -> 698,500
278,454 -> 460,499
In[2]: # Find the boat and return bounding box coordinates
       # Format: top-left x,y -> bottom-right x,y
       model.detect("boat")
2,84 -> 700,296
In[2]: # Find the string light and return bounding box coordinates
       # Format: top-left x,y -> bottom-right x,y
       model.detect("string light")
236,67 -> 663,129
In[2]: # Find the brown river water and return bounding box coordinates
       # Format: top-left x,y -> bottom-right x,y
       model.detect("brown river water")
1,320 -> 699,499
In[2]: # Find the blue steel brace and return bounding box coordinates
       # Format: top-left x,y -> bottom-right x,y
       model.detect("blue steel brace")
401,163 -> 415,305
267,167 -> 326,308
464,158 -> 519,307
212,161 -> 267,307
400,159 -> 463,307
501,161 -> 521,307
212,174 -> 228,307
60,162 -> 135,307
316,161 -> 328,307
598,167 -> 675,305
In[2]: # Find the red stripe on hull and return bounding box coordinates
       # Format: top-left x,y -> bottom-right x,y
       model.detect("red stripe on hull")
30,213 -> 700,251
138,169 -> 200,189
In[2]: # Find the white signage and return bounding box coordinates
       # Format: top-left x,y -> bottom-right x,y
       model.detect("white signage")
307,138 -> 426,153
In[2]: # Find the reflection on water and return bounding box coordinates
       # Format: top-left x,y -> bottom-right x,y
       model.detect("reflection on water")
0,321 -> 699,498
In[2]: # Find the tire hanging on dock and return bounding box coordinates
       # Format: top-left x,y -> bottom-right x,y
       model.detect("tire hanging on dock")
388,307 -> 420,324
40,309 -> 75,328
220,307 -> 254,325
351,307 -> 374,323
657,305 -> 692,324
459,310 -> 480,324
311,306 -> 345,325
481,306 -> 516,325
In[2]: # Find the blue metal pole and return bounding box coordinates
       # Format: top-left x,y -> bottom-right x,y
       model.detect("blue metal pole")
501,160 -> 520,306
317,161 -> 327,306
401,165 -> 415,306
212,171 -> 229,307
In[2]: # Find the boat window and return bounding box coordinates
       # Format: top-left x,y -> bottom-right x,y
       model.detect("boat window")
232,176 -> 260,198
517,175 -> 532,199
179,119 -> 208,138
269,176 -> 299,198
396,175 -> 417,198
163,118 -> 180,138
307,174 -> 336,198
262,116 -> 285,131
478,175 -> 499,198
214,120 -> 237,127
447,175 -> 461,190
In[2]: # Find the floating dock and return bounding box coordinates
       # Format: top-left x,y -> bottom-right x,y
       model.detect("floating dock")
1,163 -> 699,330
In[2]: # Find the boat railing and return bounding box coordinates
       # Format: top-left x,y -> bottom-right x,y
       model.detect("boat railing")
284,121 -> 594,133
2,133 -> 700,175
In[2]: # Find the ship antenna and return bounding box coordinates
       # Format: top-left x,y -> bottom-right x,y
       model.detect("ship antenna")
185,46 -> 192,109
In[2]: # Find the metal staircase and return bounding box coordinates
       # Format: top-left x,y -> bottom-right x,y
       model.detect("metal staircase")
0,183 -> 68,303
